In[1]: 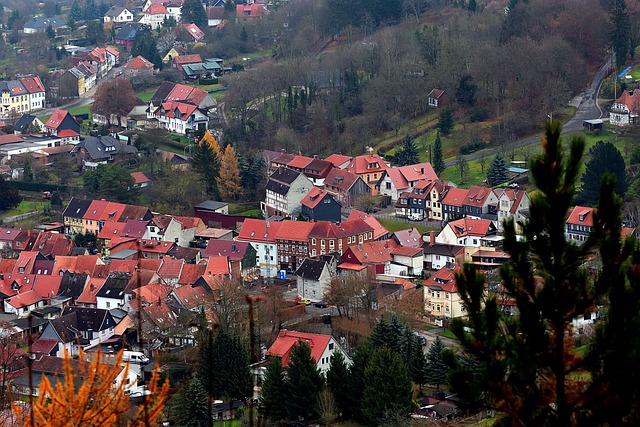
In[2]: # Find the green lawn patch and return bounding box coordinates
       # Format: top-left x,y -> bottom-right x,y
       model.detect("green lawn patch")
437,329 -> 458,340
68,105 -> 91,117
237,209 -> 262,218
213,420 -> 241,427
0,200 -> 47,218
377,218 -> 436,235
136,88 -> 158,103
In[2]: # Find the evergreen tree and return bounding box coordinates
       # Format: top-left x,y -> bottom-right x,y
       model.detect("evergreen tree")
240,151 -> 266,201
577,140 -> 627,206
347,340 -> 373,422
362,347 -> 412,425
286,340 -> 325,420
609,0 -> 631,68
456,74 -> 477,106
0,176 -> 21,211
210,328 -> 251,399
444,122 -> 638,426
69,0 -> 83,21
260,357 -> 288,422
395,133 -> 420,166
486,153 -> 509,186
191,138 -> 219,197
132,27 -> 163,70
22,158 -> 33,182
438,108 -> 453,135
45,24 -> 55,39
370,316 -> 394,350
327,351 -> 351,419
181,0 -> 207,29
216,144 -> 243,201
175,378 -> 210,427
83,0 -> 100,20
432,131 -> 445,175
425,336 -> 448,390
405,329 -> 427,386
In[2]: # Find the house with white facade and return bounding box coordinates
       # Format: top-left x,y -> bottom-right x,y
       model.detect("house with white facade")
610,89 -> 640,126
236,218 -> 283,278
295,258 -> 333,301
262,167 -> 314,217
104,6 -> 134,23
140,4 -> 171,30
377,162 -> 438,202
437,218 -> 497,248
494,188 -> 530,231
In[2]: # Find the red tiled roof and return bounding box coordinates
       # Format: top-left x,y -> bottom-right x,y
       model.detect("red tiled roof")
447,218 -> 494,238
205,256 -> 230,277
33,275 -> 62,298
84,200 -> 111,221
131,171 -> 150,184
122,220 -> 149,238
18,75 -> 45,94
178,263 -> 206,286
337,262 -> 367,271
98,221 -> 124,240
566,206 -> 595,227
172,55 -> 202,65
125,55 -> 154,70
44,110 -> 73,130
0,227 -> 22,242
157,256 -> 184,279
0,259 -> 17,274
173,285 -> 211,309
274,220 -> 315,242
181,23 -> 205,40
300,187 -> 332,209
237,218 -> 283,243
345,153 -> 389,175
324,168 -> 361,192
309,219 -> 374,239
423,266 -> 458,293
144,4 -> 169,14
5,290 -> 43,309
159,101 -> 199,121
30,339 -> 58,356
346,210 -> 388,240
464,185 -> 494,208
108,260 -> 138,274
324,154 -> 352,168
442,187 -> 468,207
266,330 -> 332,368
138,258 -> 163,271
287,155 -> 314,169
56,129 -> 79,138
76,278 -> 106,304
203,240 -> 252,261
391,246 -> 423,257
342,241 -> 394,264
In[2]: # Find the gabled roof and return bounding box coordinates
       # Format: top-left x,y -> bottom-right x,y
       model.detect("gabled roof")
266,168 -> 309,196
237,218 -> 283,243
266,330 -> 332,368
104,6 -> 130,17
392,228 -> 423,248
442,187 -> 469,207
172,285 -> 211,310
207,5 -> 226,19
423,266 -> 457,292
421,242 -> 464,258
178,263 -> 207,286
18,75 -> 45,94
180,23 -> 205,40
324,168 -> 361,192
173,54 -> 203,65
346,153 -> 389,175
295,259 -> 328,281
96,272 -> 131,300
44,110 -> 75,130
115,23 -> 143,42
84,200 -> 111,221
428,88 -> 446,99
13,114 -> 39,132
464,185 -> 494,208
62,198 -> 92,219
391,245 -> 423,257
75,278 -> 106,305
203,240 -> 253,261
566,206 -> 595,227
342,240 -> 394,264
0,227 -> 22,243
157,256 -> 184,279
614,89 -> 640,114
309,219 -> 374,239
5,290 -> 43,309
144,4 -> 169,14
57,272 -> 89,299
301,187 -> 334,209
287,155 -> 313,169
324,154 -> 352,168
446,218 -> 495,238
273,220 -> 315,242
125,55 -> 154,70
346,210 -> 388,240
131,171 -> 151,184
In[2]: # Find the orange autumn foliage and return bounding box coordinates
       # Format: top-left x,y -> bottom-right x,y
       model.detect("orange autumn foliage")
12,349 -> 169,427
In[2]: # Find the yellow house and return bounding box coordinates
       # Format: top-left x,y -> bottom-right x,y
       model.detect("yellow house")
423,266 -> 468,326
0,81 -> 30,119
163,46 -> 186,64
345,153 -> 390,194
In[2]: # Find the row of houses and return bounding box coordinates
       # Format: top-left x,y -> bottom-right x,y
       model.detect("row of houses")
0,75 -> 46,120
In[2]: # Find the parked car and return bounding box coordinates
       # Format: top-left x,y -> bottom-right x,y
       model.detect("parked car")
313,301 -> 328,308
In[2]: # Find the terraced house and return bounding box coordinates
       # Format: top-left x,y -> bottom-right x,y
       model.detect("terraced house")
0,75 -> 46,119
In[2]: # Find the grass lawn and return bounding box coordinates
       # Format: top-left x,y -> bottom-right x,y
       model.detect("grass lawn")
227,49 -> 272,64
213,420 -> 241,427
437,329 -> 458,340
68,105 -> 91,117
237,209 -> 262,218
468,417 -> 497,426
228,202 -> 260,214
136,88 -> 158,103
0,200 -> 47,218
377,218 -> 437,235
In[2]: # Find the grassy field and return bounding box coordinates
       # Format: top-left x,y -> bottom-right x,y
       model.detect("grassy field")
438,329 -> 458,340
136,88 -> 157,103
68,104 -> 91,117
377,218 -> 437,234
213,420 -> 240,427
0,200 -> 47,218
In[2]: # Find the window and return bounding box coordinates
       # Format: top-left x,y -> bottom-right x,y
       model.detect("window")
311,238 -> 316,245
329,240 -> 334,249
446,293 -> 449,299
386,182 -> 391,190
359,235 -> 363,244
106,301 -> 111,308
321,240 -> 325,248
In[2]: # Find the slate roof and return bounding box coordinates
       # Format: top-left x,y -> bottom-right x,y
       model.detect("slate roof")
295,259 -> 327,281
266,167 -> 308,196
0,80 -> 27,96
63,198 -> 92,219
195,200 -> 228,211
115,23 -> 142,42
13,115 -> 39,132
57,272 -> 88,299
104,6 -> 128,17
24,17 -> 66,30
70,135 -> 137,161
96,272 -> 131,300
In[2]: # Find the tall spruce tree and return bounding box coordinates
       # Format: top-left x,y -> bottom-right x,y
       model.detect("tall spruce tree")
438,108 -> 453,135
609,0 -> 631,68
405,329 -> 427,386
486,153 -> 509,186
68,0 -> 82,21
348,340 -> 374,422
395,133 -> 420,166
577,140 -> 627,206
260,357 -> 288,422
362,346 -> 412,425
191,139 -> 219,197
444,122 -> 637,426
0,175 -> 21,211
286,341 -> 325,420
432,131 -> 445,175
175,378 -> 210,427
425,336 -> 448,390
327,351 -> 351,419
181,0 -> 207,29
210,328 -> 251,399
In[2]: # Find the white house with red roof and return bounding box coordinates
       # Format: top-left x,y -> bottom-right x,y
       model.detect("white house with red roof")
494,188 -> 530,231
140,3 -> 171,29
341,240 -> 394,275
565,206 -> 595,243
610,89 -> 640,126
236,218 -> 283,278
44,110 -> 80,136
266,330 -> 350,374
345,153 -> 390,192
437,217 -> 497,248
130,171 -> 151,188
152,101 -> 209,134
377,162 -> 438,202
324,154 -> 352,169
441,187 -> 468,221
18,75 -> 46,112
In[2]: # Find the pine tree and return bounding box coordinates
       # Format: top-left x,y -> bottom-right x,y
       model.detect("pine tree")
210,328 -> 251,399
370,316 -> 393,350
395,133 -> 420,166
444,122 -> 635,426
362,347 -> 412,425
260,357 -> 288,422
405,329 -> 427,386
609,0 -> 631,68
0,176 -> 21,211
181,0 -> 207,29
486,153 -> 508,186
286,340 -> 325,420
432,131 -> 445,175
327,351 -> 351,419
347,340 -> 373,422
83,0 -> 100,20
176,378 -> 210,427
577,140 -> 627,206
69,0 -> 82,21
191,138 -> 219,197
217,144 -> 243,201
438,108 -> 453,135
425,336 -> 448,390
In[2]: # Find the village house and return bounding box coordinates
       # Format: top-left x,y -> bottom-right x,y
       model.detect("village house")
610,89 -> 640,126
203,240 -> 257,279
323,168 -> 371,208
274,220 -> 315,271
308,220 -> 374,257
441,187 -> 468,221
345,153 -> 390,192
70,135 -> 138,170
341,240 -> 394,275
44,110 -> 80,136
427,88 -> 447,108
462,185 -> 499,220
494,188 -> 530,231
565,206 -> 595,243
324,154 -> 352,169
300,187 -> 341,223
437,217 -> 498,248
140,3 -> 171,30
377,162 -> 438,202
263,167 -> 314,217
236,218 -> 283,278
114,23 -> 143,50
295,258 -> 333,302
103,6 -> 134,23
284,154 -> 334,186
123,55 -> 155,78
423,266 -> 466,326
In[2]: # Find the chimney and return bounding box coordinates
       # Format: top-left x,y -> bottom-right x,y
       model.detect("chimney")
429,231 -> 435,246
421,167 -> 424,174
313,155 -> 318,159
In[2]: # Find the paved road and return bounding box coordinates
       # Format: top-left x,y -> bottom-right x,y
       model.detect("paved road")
444,53 -> 614,168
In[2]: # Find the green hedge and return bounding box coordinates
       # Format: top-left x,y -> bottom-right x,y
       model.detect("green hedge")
11,181 -> 73,193
198,78 -> 218,85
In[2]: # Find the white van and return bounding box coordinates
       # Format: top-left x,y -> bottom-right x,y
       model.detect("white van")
122,351 -> 149,364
